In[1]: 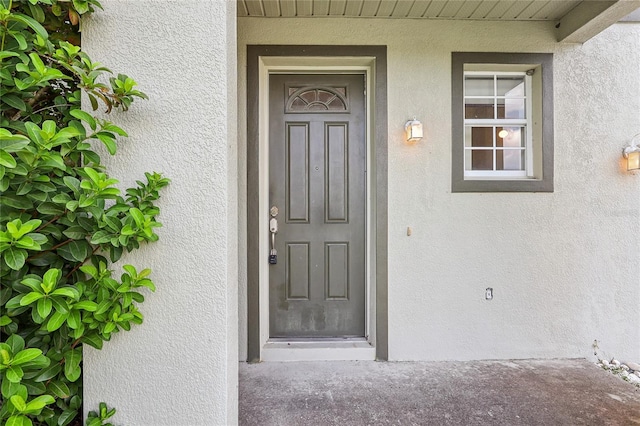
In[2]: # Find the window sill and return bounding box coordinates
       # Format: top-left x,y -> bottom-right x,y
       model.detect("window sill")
452,177 -> 553,193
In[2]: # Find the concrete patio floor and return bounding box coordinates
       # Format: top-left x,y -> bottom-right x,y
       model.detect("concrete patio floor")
239,359 -> 640,425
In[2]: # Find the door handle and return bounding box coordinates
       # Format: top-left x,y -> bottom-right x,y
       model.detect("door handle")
269,207 -> 278,264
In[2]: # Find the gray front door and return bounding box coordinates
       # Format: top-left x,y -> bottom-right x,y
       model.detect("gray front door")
269,74 -> 366,338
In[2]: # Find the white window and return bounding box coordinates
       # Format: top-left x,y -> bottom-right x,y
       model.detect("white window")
464,71 -> 532,179
451,53 -> 554,193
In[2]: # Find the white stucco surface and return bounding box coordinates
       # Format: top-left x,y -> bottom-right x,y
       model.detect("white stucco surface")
79,6 -> 639,421
237,19 -> 640,362
82,1 -> 238,425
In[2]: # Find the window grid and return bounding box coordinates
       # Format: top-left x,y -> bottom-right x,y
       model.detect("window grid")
464,71 -> 533,178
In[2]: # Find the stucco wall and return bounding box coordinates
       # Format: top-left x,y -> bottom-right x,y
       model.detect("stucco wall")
82,1 -> 238,425
237,19 -> 640,362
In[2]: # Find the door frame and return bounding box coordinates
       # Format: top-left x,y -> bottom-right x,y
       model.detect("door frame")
247,46 -> 388,362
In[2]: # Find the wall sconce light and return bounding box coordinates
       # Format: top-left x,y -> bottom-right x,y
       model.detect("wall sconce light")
405,117 -> 423,142
622,133 -> 640,172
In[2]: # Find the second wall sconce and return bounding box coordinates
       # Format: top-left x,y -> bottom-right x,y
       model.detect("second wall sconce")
405,117 -> 423,142
623,133 -> 640,172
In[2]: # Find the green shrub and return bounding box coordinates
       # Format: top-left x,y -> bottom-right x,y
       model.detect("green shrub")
1,1 -> 168,424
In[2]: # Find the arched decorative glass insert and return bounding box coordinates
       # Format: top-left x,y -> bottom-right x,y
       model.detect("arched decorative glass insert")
286,86 -> 349,113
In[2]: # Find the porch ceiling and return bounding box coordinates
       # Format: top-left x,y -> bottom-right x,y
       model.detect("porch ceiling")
238,0 -> 640,43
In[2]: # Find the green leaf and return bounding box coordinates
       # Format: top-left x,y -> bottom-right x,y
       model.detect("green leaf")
10,394 -> 27,412
41,154 -> 66,170
66,309 -> 81,329
20,292 -> 44,306
0,134 -> 29,152
103,214 -> 122,231
70,395 -> 82,410
21,277 -> 44,292
94,300 -> 111,315
24,394 -> 55,412
7,334 -> 25,354
52,193 -> 72,204
65,200 -> 79,212
36,297 -> 52,318
73,300 -> 97,311
36,202 -> 65,215
1,376 -> 20,398
84,166 -> 100,184
79,264 -> 98,278
9,13 -> 49,39
1,194 -> 33,210
63,176 -> 80,192
50,287 -> 78,298
137,279 -> 156,292
50,296 -> 69,314
0,51 -> 20,60
29,52 -> 46,74
6,415 -> 32,426
81,333 -> 103,350
34,363 -> 61,382
42,120 -> 56,138
4,247 -> 27,270
42,268 -> 61,293
1,347 -> 11,364
46,311 -> 68,332
24,122 -> 44,145
3,95 -> 27,111
11,348 -> 42,366
90,230 -> 111,244
72,0 -> 90,14
15,236 -> 41,250
63,349 -> 81,382
7,365 -> 24,382
57,409 -> 78,426
22,380 -> 46,396
87,93 -> 98,111
0,150 -> 17,167
27,2 -> 45,22
28,252 -> 60,267
96,133 -> 116,154
57,240 -> 91,262
21,353 -> 50,369
69,109 -> 97,130
130,207 -> 144,227
47,380 -> 71,399
103,123 -> 128,137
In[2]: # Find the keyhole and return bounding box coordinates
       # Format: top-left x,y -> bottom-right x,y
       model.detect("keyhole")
315,166 -> 319,171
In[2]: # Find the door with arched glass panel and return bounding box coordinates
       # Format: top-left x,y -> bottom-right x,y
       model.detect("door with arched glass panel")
268,74 -> 366,338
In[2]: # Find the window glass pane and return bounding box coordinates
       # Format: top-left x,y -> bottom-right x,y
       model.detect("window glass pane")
497,98 -> 525,119
497,77 -> 525,97
496,127 -> 524,148
468,150 -> 493,170
470,127 -> 494,147
465,99 -> 494,119
496,149 -> 525,171
465,76 -> 494,97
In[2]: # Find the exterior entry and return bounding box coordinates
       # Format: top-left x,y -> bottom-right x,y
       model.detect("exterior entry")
268,74 -> 366,338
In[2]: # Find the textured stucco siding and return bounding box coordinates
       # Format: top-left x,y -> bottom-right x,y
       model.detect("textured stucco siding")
79,6 -> 640,422
237,19 -> 640,362
82,1 -> 238,425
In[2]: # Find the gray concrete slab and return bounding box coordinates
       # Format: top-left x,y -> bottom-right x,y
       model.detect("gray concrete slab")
239,359 -> 640,425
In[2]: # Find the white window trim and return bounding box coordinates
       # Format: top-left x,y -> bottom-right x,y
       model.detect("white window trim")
463,71 -> 534,179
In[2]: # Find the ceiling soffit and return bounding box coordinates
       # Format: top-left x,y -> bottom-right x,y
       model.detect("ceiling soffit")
238,0 -> 640,42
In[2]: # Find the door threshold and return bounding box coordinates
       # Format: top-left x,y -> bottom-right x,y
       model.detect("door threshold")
262,338 -> 376,362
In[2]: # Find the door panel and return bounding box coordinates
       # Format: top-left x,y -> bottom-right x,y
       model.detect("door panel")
269,74 -> 366,338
